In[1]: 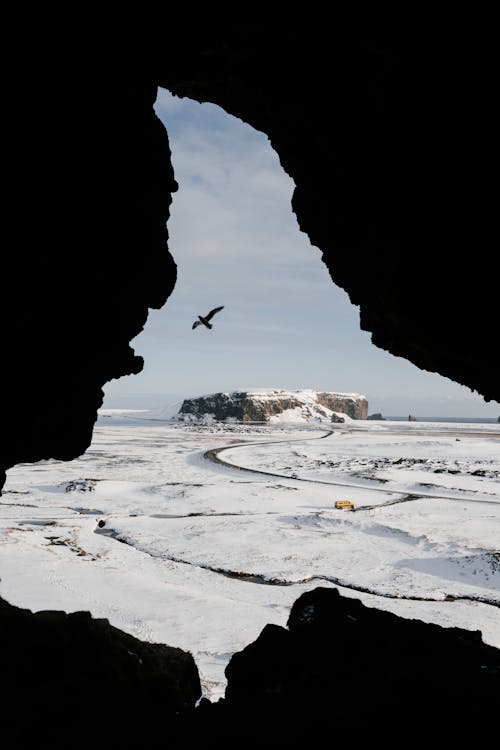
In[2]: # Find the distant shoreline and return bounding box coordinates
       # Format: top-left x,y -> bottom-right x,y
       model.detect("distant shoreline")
98,409 -> 499,426
385,416 -> 498,424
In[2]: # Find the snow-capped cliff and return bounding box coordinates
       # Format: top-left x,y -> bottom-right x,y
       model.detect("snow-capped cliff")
177,389 -> 368,424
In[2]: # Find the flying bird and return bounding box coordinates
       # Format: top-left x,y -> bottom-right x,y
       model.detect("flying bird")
192,306 -> 224,330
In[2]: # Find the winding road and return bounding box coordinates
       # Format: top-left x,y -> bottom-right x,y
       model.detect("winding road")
197,427 -> 500,608
204,428 -> 499,506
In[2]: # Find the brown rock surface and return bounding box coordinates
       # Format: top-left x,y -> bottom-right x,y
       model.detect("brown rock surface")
179,389 -> 368,422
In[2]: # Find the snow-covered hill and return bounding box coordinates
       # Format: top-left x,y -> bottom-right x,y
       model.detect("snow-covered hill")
177,388 -> 368,424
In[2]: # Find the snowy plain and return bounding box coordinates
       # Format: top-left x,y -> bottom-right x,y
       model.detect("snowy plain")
1,414 -> 499,699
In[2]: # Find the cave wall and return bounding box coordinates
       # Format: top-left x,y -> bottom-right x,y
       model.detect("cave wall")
156,25 -> 498,405
1,62 -> 177,488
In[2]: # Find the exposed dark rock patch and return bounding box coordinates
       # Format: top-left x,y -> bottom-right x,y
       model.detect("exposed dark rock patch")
368,412 -> 386,420
330,413 -> 345,423
65,479 -> 96,493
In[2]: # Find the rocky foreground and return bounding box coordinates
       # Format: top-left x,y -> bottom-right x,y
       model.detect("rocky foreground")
2,588 -> 498,745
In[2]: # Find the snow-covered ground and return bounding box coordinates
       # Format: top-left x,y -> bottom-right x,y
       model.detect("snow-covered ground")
1,416 -> 499,699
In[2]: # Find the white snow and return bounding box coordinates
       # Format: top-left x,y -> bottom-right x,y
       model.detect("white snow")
1,418 -> 499,700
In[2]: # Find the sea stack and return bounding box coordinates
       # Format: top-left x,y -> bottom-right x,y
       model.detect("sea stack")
178,389 -> 368,423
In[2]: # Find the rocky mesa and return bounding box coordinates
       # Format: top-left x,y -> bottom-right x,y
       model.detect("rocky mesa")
178,388 -> 368,423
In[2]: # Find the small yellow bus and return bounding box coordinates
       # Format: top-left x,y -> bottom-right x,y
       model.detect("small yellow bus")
334,500 -> 355,510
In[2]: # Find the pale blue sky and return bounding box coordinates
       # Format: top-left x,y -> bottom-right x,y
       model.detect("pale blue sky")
103,90 -> 499,418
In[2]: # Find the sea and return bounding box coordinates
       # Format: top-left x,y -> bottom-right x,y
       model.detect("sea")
386,416 -> 498,424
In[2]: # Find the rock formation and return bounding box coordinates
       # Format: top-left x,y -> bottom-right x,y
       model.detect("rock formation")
2,62 -> 177,490
0,596 -> 200,743
4,587 -> 496,744
178,389 -> 368,422
368,412 -> 386,420
218,587 -> 500,741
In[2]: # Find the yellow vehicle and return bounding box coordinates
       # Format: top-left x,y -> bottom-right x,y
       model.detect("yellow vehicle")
334,500 -> 355,510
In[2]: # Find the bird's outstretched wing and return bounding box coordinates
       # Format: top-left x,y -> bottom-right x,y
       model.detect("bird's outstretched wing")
205,306 -> 224,322
192,320 -> 202,329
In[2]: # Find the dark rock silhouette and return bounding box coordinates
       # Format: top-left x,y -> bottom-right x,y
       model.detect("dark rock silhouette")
368,412 -> 386,420
220,587 -> 500,740
3,588 -> 497,744
1,58 -> 178,489
0,596 -> 200,743
192,306 -> 224,330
